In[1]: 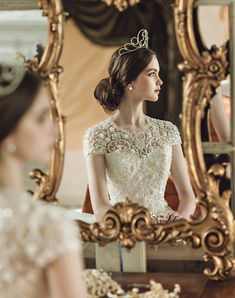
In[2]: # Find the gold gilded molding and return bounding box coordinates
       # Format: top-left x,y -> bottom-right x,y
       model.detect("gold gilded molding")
78,198 -> 200,250
27,0 -> 65,76
27,0 -> 66,202
174,0 -> 234,280
102,0 -> 140,12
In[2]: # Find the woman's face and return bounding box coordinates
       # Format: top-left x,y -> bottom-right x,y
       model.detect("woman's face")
131,55 -> 163,102
9,85 -> 57,163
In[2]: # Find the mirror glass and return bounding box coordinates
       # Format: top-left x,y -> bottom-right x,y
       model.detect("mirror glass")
57,1 -> 200,272
198,5 -> 231,143
0,8 -> 48,192
198,5 -> 232,220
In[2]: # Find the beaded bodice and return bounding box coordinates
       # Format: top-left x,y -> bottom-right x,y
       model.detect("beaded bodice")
0,190 -> 80,298
83,116 -> 181,215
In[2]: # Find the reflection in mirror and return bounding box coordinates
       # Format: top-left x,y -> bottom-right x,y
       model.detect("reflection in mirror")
204,79 -> 231,143
58,22 -> 194,222
58,10 -> 198,271
198,5 -> 231,143
198,5 -> 229,48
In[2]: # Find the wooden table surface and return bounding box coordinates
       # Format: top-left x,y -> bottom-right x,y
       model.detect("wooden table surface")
111,272 -> 235,298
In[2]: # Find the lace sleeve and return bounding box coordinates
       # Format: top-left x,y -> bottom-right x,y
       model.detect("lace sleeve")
169,123 -> 182,145
24,204 -> 81,267
83,126 -> 107,156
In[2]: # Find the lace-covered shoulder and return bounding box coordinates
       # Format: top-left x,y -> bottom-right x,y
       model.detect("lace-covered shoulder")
0,190 -> 81,297
149,118 -> 182,145
0,191 -> 80,269
23,198 -> 80,267
83,117 -> 181,157
83,118 -> 111,156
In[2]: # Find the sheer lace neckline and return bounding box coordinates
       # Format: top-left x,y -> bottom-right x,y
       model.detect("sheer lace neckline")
109,115 -> 151,133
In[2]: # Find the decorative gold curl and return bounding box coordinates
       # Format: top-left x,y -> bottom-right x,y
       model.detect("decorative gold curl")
102,0 -> 140,12
204,255 -> 234,280
78,198 -> 201,250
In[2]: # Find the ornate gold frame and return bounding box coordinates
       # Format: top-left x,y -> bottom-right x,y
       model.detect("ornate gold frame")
76,0 -> 235,281
22,0 -> 233,282
27,0 -> 66,202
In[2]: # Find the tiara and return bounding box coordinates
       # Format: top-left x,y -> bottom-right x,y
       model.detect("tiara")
0,53 -> 26,97
118,29 -> 149,57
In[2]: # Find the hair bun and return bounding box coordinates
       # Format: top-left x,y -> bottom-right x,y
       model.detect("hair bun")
94,77 -> 123,112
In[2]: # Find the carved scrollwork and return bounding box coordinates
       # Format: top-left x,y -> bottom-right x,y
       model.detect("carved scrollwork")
26,0 -> 66,202
174,0 -> 234,280
27,0 -> 65,76
78,198 -> 202,250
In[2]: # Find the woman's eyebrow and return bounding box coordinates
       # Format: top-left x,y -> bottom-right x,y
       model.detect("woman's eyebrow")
32,107 -> 50,115
146,68 -> 159,72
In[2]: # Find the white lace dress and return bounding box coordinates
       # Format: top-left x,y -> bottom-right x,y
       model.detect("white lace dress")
0,189 -> 81,298
83,116 -> 181,216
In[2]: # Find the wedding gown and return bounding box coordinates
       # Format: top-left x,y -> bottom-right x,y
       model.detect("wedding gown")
83,116 -> 181,215
0,189 -> 80,298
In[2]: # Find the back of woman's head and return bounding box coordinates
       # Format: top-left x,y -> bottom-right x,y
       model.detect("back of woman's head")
94,47 -> 156,112
0,65 -> 42,143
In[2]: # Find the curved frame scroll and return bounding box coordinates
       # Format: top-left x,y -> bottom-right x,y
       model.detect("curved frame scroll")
78,198 -> 200,250
27,0 -> 66,202
173,0 -> 234,280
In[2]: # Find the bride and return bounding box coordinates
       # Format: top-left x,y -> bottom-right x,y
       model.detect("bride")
0,57 -> 87,297
83,29 -> 196,223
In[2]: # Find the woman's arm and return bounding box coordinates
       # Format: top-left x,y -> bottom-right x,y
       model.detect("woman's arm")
171,143 -> 196,218
86,154 -> 112,222
46,251 -> 87,298
210,87 -> 230,142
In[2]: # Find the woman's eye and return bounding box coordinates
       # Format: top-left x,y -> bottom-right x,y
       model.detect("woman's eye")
148,72 -> 155,77
37,111 -> 49,123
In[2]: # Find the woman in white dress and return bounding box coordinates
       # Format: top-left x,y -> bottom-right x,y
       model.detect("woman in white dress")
83,29 -> 196,223
0,59 -> 87,298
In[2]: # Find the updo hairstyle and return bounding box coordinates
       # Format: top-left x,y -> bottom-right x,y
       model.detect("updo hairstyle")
94,47 -> 155,112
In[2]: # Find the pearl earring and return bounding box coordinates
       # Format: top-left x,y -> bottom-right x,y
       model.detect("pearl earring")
7,143 -> 16,154
128,85 -> 133,91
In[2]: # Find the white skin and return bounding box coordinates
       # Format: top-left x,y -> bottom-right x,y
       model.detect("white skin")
210,87 -> 230,142
0,85 -> 87,298
86,55 -> 196,222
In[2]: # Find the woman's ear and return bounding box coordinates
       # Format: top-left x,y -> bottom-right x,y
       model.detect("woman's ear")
1,133 -> 17,155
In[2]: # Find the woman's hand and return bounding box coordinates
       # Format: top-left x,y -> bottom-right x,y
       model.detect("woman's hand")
151,210 -> 182,224
163,210 -> 183,222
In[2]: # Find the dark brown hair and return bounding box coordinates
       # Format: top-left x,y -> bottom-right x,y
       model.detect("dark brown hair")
0,70 -> 42,143
94,47 -> 156,112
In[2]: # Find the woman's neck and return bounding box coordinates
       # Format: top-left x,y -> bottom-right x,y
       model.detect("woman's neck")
112,96 -> 146,129
0,157 -> 24,192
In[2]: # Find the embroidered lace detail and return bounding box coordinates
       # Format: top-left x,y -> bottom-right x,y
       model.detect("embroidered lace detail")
83,116 -> 181,215
0,190 -> 80,298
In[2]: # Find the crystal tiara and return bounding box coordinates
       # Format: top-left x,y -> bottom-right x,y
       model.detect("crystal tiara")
0,53 -> 26,97
118,29 -> 149,57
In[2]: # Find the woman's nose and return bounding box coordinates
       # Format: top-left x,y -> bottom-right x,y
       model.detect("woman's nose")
156,76 -> 163,86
